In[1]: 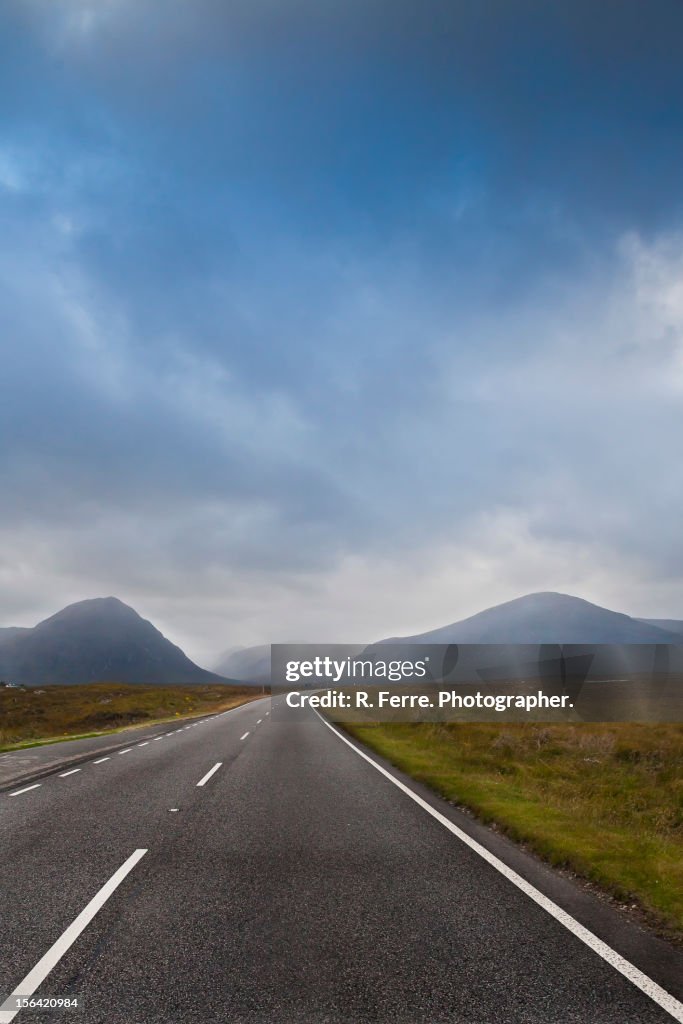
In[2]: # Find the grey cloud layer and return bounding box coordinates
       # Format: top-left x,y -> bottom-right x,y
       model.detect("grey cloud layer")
1,0 -> 682,650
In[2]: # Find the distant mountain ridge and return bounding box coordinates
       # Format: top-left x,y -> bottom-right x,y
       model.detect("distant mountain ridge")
637,618 -> 683,638
213,643 -> 366,685
0,597 -> 230,686
217,593 -> 683,685
214,645 -> 271,686
3,591 -> 682,688
379,592 -> 683,646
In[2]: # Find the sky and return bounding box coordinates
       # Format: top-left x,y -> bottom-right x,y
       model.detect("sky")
1,0 -> 683,665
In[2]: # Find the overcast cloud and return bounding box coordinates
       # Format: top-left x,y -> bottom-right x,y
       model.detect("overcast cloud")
1,1 -> 682,663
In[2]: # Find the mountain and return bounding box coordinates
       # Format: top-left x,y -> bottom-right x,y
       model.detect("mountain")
214,643 -> 367,685
366,592 -> 683,683
637,618 -> 683,638
0,597 -> 231,686
214,644 -> 271,686
0,627 -> 31,641
378,592 -> 683,646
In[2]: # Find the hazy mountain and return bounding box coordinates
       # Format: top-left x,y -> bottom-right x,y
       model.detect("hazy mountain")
365,592 -> 683,683
637,618 -> 683,638
378,592 -> 683,646
0,627 -> 31,642
214,644 -> 271,686
215,643 -> 367,685
0,597 -> 231,686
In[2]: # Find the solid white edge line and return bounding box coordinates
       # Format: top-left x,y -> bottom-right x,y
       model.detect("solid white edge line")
314,711 -> 683,1023
0,849 -> 147,1024
196,762 -> 222,787
58,769 -> 81,778
240,732 -> 249,741
9,784 -> 41,797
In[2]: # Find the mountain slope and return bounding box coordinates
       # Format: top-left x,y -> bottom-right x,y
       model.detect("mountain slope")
637,618 -> 683,638
0,627 -> 31,643
0,597 -> 228,686
214,643 -> 367,685
214,644 -> 271,686
380,592 -> 683,645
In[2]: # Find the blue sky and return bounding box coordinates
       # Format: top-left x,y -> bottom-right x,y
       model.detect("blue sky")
1,0 -> 683,662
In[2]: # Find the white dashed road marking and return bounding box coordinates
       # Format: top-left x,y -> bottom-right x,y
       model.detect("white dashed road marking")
196,762 -> 222,788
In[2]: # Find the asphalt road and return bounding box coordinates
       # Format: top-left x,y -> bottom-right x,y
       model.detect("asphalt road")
0,711 -> 236,790
1,697 -> 682,1024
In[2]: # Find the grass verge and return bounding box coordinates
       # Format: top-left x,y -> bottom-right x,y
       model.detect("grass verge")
344,721 -> 683,940
0,682 -> 258,751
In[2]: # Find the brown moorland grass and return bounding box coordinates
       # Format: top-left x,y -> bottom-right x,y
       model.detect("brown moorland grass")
0,682 -> 257,750
344,721 -> 683,939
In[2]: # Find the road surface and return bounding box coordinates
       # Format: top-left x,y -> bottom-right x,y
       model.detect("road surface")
1,698 -> 682,1023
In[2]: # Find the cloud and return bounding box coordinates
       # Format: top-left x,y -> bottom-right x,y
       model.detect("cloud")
1,215 -> 683,658
1,1 -> 683,657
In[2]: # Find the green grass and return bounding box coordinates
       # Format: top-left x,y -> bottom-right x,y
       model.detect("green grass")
344,721 -> 683,939
0,682 -> 257,751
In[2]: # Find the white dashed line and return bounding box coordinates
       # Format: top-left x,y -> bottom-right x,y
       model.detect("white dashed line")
93,757 -> 110,764
240,732 -> 249,741
59,769 -> 81,778
153,737 -> 163,741
196,762 -> 222,787
118,748 -> 132,755
9,784 -> 41,797
0,849 -> 147,1024
137,742 -> 149,747
257,719 -> 262,724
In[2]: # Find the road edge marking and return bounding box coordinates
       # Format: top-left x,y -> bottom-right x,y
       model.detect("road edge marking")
315,711 -> 683,1023
0,849 -> 147,1023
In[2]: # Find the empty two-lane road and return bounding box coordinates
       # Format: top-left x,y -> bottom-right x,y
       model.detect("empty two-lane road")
1,699 -> 682,1024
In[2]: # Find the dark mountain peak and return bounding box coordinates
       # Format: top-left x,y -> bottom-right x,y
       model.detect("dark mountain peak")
0,597 -> 227,686
36,596 -> 143,629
